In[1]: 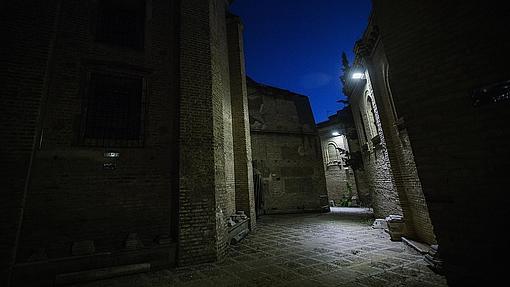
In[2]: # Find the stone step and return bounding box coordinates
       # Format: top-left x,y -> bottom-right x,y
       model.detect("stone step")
402,237 -> 432,254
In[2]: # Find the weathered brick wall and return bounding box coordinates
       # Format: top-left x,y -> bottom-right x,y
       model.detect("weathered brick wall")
324,165 -> 347,204
247,79 -> 316,135
352,168 -> 370,208
3,0 -> 246,281
366,39 -> 436,245
248,79 -> 328,214
344,130 -> 371,207
373,1 -> 510,284
179,0 -> 239,265
227,15 -> 256,229
1,1 -> 61,283
12,0 -> 180,270
349,72 -> 402,218
210,0 -> 236,259
317,125 -> 358,205
251,133 -> 326,213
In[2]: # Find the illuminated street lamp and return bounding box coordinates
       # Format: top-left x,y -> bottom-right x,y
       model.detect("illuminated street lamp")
351,72 -> 365,79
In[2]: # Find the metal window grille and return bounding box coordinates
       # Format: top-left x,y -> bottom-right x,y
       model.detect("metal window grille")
82,72 -> 144,147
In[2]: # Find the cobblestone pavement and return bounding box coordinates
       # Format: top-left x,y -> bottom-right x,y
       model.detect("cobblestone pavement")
72,208 -> 448,287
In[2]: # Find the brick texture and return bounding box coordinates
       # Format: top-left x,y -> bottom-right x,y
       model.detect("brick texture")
1,1 -> 61,284
227,16 -> 257,229
179,0 -> 237,265
372,1 -> 510,285
356,21 -> 437,245
2,0 -> 252,284
8,0 -> 181,272
317,121 -> 359,205
349,73 -> 402,219
248,79 -> 328,214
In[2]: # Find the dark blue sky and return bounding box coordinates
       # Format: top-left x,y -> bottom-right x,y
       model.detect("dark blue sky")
230,0 -> 372,123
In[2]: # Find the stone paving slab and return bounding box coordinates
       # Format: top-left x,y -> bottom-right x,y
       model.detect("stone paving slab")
70,208 -> 447,287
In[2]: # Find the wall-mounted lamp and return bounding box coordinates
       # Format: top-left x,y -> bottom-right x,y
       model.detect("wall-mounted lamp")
351,72 -> 365,80
104,152 -> 120,158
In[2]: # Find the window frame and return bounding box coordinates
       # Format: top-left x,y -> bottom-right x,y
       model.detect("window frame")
326,142 -> 340,165
79,67 -> 147,147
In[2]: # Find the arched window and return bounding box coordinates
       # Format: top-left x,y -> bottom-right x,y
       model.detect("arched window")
366,94 -> 378,138
327,142 -> 340,164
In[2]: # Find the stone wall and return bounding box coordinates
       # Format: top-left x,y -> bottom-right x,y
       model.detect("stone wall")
247,79 -> 328,214
372,1 -> 510,284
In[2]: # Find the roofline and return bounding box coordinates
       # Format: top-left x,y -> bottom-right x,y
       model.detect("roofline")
247,76 -> 308,98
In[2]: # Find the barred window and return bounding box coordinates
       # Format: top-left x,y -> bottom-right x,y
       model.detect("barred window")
82,72 -> 144,146
96,0 -> 145,49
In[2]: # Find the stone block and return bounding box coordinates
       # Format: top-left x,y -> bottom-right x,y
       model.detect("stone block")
372,218 -> 387,229
386,215 -> 404,241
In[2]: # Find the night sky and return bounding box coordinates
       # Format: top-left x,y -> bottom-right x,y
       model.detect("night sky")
230,0 -> 372,123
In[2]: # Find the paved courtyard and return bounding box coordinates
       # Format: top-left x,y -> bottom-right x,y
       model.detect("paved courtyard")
72,208 -> 447,287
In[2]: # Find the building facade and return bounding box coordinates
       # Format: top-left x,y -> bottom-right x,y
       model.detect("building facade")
1,1 -> 255,286
346,66 -> 403,219
345,11 -> 436,247
247,78 -> 329,215
350,18 -> 437,246
347,1 -> 510,285
317,112 -> 362,207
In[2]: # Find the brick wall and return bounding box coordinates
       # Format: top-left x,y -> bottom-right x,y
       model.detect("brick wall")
1,1 -> 61,284
373,1 -> 510,284
349,73 -> 402,218
210,0 -> 235,258
317,123 -> 358,205
324,165 -> 348,204
248,79 -> 328,214
12,0 -> 180,268
179,0 -> 239,265
359,25 -> 436,245
227,15 -> 256,229
344,126 -> 371,207
3,0 -> 249,283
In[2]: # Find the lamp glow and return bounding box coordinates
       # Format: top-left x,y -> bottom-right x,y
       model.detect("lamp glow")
332,131 -> 340,136
351,72 -> 364,79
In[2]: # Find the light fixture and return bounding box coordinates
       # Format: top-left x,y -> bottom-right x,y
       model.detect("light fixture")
351,72 -> 364,79
332,131 -> 340,136
104,152 -> 120,158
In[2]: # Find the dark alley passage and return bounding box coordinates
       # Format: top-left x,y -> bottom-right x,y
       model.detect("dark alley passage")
3,1 -> 508,286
